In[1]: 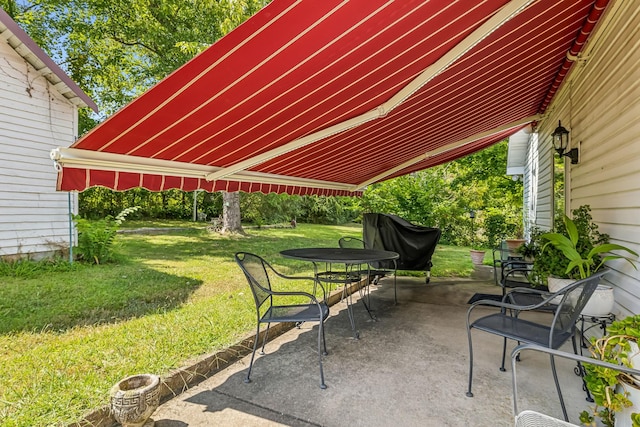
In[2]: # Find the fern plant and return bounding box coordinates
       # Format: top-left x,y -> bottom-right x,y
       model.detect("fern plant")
74,206 -> 140,264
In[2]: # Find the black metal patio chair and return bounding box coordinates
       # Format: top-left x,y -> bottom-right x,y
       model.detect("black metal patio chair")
466,270 -> 608,421
499,261 -> 558,311
511,343 -> 640,425
235,252 -> 330,389
499,259 -> 537,295
492,240 -> 510,285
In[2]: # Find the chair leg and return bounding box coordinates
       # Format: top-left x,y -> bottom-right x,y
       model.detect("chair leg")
466,327 -> 474,397
393,271 -> 397,305
261,323 -> 271,355
317,321 -> 327,389
550,354 -> 569,421
244,324 -> 261,384
321,320 -> 328,356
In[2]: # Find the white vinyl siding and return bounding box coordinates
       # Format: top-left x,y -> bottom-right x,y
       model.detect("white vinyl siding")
531,0 -> 640,316
525,131 -> 554,232
0,37 -> 78,259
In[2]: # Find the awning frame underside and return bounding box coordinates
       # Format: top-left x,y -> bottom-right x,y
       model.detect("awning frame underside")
51,0 -> 610,195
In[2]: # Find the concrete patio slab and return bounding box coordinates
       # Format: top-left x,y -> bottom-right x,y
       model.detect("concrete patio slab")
150,276 -> 593,427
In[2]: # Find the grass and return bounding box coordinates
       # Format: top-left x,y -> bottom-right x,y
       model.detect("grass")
0,223 -> 477,426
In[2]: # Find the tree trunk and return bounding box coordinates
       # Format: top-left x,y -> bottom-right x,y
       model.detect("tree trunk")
221,191 -> 244,234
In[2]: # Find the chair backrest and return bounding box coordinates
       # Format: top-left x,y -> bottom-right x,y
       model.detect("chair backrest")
549,270 -> 608,343
235,252 -> 273,310
338,237 -> 365,249
514,410 -> 579,427
493,240 -> 509,263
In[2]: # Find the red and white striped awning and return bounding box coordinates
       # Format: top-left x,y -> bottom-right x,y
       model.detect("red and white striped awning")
51,0 -> 610,196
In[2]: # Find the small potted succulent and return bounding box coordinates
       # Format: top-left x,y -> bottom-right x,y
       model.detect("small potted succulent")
580,315 -> 640,427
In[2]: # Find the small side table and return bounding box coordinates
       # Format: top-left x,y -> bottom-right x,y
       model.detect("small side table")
575,313 -> 616,402
578,313 -> 616,353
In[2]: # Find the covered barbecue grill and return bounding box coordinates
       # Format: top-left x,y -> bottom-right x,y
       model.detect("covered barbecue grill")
363,213 -> 441,283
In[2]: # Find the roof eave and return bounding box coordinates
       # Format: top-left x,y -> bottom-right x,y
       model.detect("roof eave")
0,8 -> 98,113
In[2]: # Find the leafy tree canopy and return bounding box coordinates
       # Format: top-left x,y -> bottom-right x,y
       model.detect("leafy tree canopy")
360,141 -> 523,247
1,0 -> 265,124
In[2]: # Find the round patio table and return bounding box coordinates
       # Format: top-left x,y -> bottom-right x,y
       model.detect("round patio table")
280,247 -> 399,339
280,247 -> 399,265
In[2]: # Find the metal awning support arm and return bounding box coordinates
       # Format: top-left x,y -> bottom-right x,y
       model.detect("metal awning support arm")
352,114 -> 544,191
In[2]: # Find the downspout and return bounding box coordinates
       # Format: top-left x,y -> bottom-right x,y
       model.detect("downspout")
68,192 -> 74,264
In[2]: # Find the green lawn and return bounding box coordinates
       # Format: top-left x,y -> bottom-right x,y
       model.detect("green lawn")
0,223 -> 476,426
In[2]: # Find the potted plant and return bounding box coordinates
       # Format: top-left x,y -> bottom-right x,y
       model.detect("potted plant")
539,213 -> 637,281
580,315 -> 640,427
531,206 -> 635,287
535,206 -> 637,316
515,239 -> 537,262
470,248 -> 486,265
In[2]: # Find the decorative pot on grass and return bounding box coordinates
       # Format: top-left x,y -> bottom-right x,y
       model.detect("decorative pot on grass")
110,374 -> 160,427
470,250 -> 486,265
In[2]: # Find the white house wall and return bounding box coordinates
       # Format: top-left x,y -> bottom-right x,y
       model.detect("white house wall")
0,38 -> 77,259
524,130 -> 556,235
532,0 -> 640,316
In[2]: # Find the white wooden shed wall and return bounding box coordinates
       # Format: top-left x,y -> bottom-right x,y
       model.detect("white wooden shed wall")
527,0 -> 640,316
0,38 -> 78,259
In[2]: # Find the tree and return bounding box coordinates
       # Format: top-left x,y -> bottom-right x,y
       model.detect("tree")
221,191 -> 243,234
2,0 -> 265,117
359,141 -> 523,246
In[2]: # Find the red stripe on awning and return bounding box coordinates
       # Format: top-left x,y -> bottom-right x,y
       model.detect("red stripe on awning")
59,167 -> 359,196
54,0 -> 609,196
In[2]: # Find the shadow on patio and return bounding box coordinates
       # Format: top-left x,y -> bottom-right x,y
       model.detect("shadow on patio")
152,274 -> 593,427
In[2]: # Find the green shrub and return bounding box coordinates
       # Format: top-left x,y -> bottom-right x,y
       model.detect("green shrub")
74,206 -> 140,264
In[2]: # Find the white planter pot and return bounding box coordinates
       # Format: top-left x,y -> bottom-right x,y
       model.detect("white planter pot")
547,277 -> 574,304
581,284 -> 615,317
615,342 -> 640,427
629,341 -> 640,384
615,379 -> 640,427
547,277 -> 575,293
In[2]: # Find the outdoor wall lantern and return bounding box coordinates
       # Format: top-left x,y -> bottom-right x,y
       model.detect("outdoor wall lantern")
552,120 -> 579,164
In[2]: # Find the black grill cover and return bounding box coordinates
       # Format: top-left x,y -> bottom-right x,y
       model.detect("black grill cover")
363,213 -> 441,271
